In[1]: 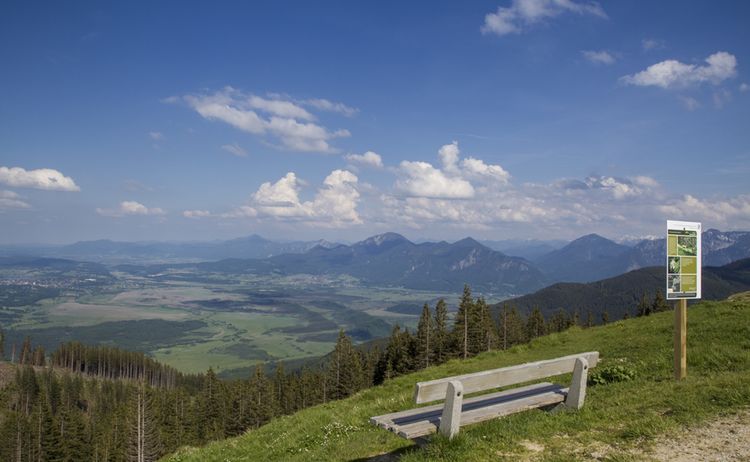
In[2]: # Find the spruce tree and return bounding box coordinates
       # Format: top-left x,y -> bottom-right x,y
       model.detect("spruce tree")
476,297 -> 496,352
453,285 -> 475,359
526,307 -> 546,339
652,290 -> 670,313
637,291 -> 651,317
326,330 -> 363,400
416,304 -> 432,369
432,299 -> 449,364
497,304 -> 526,349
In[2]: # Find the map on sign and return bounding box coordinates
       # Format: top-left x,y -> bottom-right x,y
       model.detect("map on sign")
666,220 -> 702,300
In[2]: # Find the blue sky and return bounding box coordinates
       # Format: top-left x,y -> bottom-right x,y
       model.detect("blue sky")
1,1 -> 749,244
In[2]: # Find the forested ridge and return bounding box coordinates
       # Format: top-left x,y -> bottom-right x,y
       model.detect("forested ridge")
0,284 -> 674,461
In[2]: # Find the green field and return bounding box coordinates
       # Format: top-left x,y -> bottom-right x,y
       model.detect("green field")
164,295 -> 750,461
1,270 -> 458,375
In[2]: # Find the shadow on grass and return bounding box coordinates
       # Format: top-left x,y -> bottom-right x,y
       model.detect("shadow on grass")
349,444 -> 417,462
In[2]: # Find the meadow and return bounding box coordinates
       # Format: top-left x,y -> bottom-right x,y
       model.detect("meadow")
1,269 -> 459,375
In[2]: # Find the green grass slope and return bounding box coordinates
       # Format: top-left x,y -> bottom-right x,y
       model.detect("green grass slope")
164,296 -> 750,462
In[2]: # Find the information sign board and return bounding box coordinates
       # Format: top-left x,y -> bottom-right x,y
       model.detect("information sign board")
666,220 -> 701,300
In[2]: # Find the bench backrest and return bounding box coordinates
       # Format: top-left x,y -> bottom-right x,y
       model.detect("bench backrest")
414,351 -> 599,404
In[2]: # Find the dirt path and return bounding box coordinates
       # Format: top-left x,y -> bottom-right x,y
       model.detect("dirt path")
643,409 -> 750,461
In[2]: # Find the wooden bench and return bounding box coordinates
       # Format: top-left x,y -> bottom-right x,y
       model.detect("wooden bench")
370,351 -> 599,440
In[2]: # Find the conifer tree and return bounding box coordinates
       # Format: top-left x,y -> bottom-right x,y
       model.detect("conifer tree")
247,365 -> 274,429
326,330 -> 363,400
416,303 -> 432,369
476,297 -> 496,352
601,311 -> 610,324
432,299 -> 449,364
497,304 -> 525,349
637,291 -> 651,317
200,369 -> 226,442
652,290 -> 670,313
526,307 -> 546,339
453,285 -> 475,359
586,309 -> 594,327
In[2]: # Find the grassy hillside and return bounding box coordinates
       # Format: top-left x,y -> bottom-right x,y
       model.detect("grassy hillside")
497,257 -> 750,321
164,295 -> 750,461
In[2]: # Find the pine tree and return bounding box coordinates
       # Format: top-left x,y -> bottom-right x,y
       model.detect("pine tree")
247,365 -> 274,429
126,383 -> 161,462
497,304 -> 525,349
200,369 -> 226,442
601,311 -> 610,324
453,285 -> 475,359
652,290 -> 670,313
432,299 -> 449,364
586,309 -> 594,327
416,304 -> 432,369
476,297 -> 496,352
326,330 -> 363,401
526,307 -> 546,339
549,308 -> 572,333
637,291 -> 651,317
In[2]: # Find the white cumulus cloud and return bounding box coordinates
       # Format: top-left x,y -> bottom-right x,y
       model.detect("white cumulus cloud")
482,0 -> 606,36
226,170 -> 362,226
345,151 -> 383,169
0,166 -> 80,192
97,201 -> 165,217
396,161 -> 475,199
178,87 -> 351,153
621,51 -> 738,89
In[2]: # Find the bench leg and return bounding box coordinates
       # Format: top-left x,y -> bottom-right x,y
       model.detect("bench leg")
439,380 -> 463,439
565,357 -> 589,410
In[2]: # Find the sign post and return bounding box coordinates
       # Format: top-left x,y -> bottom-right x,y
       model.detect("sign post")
666,220 -> 701,381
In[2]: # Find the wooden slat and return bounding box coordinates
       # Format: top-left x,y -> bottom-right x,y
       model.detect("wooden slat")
370,382 -> 564,436
414,351 -> 599,404
395,385 -> 568,439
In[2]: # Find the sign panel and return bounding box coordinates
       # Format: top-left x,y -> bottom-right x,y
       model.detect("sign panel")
666,220 -> 701,300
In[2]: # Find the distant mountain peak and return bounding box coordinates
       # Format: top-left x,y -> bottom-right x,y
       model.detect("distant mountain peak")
359,232 -> 410,246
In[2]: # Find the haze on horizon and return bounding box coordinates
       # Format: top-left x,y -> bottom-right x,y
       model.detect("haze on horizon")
1,1 -> 749,245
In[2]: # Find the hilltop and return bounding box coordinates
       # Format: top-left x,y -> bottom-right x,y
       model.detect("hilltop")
164,295 -> 750,461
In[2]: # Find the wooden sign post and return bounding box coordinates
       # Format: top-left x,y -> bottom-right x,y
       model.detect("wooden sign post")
666,220 -> 701,382
674,299 -> 687,380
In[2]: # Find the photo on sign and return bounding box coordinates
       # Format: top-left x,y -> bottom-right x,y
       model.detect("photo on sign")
668,256 -> 680,274
681,274 -> 697,293
668,235 -> 678,255
677,235 -> 697,256
668,274 -> 681,293
681,256 -> 697,274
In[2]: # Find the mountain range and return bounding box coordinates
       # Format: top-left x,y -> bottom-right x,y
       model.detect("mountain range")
3,229 -> 750,296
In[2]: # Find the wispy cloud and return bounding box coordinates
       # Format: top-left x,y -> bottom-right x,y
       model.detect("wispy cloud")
641,38 -> 665,51
679,95 -> 701,111
0,190 -> 31,210
621,51 -> 738,89
173,87 -> 352,153
303,98 -> 359,117
482,0 -> 606,36
183,210 -> 212,218
221,143 -> 248,157
97,201 -> 165,217
0,166 -> 80,192
582,50 -> 615,65
149,131 -> 164,141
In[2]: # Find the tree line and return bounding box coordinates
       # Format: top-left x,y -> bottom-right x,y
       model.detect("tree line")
0,285 -> 672,461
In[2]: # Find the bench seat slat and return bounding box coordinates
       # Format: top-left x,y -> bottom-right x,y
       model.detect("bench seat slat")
414,351 -> 598,404
371,382 -> 566,438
